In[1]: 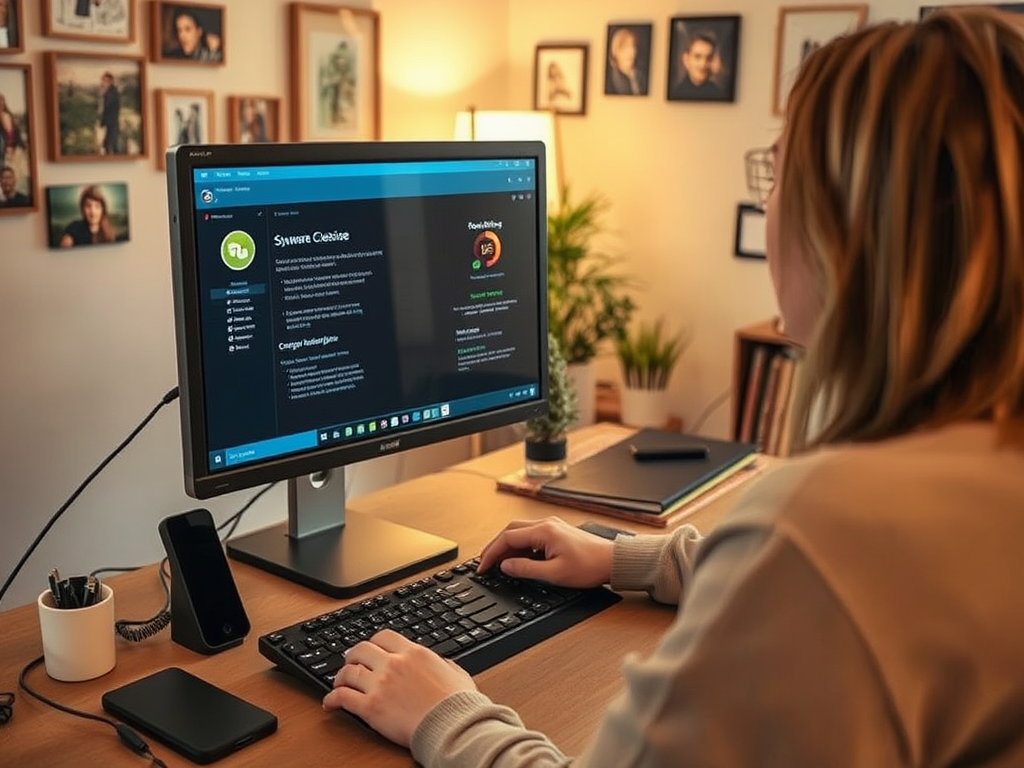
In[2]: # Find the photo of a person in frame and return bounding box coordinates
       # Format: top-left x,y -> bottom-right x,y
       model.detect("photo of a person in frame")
239,98 -> 269,143
0,165 -> 29,206
47,182 -> 129,248
605,25 -> 651,96
668,17 -> 740,103
0,0 -> 19,50
162,5 -> 223,62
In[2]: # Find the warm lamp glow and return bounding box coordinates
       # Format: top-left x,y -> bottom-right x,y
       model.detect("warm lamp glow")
454,109 -> 562,210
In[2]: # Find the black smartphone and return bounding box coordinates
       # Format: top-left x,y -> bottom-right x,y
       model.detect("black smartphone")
159,508 -> 250,653
102,667 -> 277,764
629,442 -> 709,461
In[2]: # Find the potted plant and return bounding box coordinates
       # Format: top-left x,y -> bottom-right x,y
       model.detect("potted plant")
547,187 -> 636,423
524,333 -> 578,478
616,317 -> 690,428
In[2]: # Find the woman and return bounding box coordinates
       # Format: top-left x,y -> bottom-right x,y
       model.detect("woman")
239,98 -> 268,143
0,91 -> 22,162
605,27 -> 645,95
59,185 -> 116,247
324,8 -> 1024,766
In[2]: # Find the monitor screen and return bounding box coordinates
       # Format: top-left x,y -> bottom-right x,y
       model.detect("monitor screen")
166,140 -> 549,596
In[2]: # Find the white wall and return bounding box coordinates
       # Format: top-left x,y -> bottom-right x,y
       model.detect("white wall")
0,0 -> 983,609
0,0 -> 510,610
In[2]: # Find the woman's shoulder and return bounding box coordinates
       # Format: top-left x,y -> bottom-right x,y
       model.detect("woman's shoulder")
718,421 -> 1021,538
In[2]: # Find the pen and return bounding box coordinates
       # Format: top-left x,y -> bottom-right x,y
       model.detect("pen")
48,568 -> 62,608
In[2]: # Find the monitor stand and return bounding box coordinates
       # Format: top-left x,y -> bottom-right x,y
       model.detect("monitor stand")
226,468 -> 458,598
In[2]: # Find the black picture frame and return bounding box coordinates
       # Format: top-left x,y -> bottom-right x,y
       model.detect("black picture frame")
45,181 -> 131,248
604,23 -> 652,97
920,3 -> 1024,17
734,203 -> 766,260
533,44 -> 589,115
667,15 -> 741,103
1,0 -> 23,53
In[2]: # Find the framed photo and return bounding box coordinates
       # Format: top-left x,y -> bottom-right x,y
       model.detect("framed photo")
45,181 -> 130,248
772,5 -> 867,116
734,203 -> 767,260
0,63 -> 38,213
1,0 -> 23,54
667,16 -> 741,103
155,88 -> 213,169
151,2 -> 225,65
533,44 -> 588,115
227,95 -> 281,143
42,0 -> 135,43
45,52 -> 146,162
920,3 -> 1024,16
289,3 -> 380,141
604,23 -> 652,97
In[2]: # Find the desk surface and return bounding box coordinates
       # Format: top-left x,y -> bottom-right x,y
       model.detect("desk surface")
0,424 -> 741,767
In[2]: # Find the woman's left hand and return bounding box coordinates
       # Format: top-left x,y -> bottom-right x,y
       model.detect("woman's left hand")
323,629 -> 477,747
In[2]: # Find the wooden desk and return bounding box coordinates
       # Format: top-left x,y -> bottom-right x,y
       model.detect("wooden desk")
0,424 -> 738,767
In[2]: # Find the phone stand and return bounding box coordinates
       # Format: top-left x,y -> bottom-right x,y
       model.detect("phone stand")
168,565 -> 246,655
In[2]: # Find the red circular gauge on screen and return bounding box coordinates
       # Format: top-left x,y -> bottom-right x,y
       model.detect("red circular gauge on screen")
473,230 -> 502,268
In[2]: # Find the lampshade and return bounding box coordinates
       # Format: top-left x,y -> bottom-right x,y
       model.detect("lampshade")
454,109 -> 562,211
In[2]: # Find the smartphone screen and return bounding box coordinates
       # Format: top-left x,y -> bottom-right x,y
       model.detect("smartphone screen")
159,508 -> 250,649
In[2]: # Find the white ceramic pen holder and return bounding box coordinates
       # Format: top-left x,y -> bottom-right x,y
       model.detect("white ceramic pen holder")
37,583 -> 116,682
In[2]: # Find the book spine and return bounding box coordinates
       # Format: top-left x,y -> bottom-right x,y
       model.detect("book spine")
755,351 -> 783,452
738,344 -> 769,443
766,352 -> 796,456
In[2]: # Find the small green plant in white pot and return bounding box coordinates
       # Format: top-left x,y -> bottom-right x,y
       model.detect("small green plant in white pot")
616,318 -> 690,428
524,334 -> 579,478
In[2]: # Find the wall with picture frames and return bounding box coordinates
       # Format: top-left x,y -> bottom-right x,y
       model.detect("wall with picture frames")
0,0 -> 1002,609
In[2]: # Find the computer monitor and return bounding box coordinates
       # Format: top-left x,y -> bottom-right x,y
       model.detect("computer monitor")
165,140 -> 548,597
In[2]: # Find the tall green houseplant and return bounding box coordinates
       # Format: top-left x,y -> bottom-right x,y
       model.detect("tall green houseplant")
547,188 -> 636,365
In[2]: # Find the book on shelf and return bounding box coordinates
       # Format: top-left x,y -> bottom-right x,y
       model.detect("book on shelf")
497,428 -> 763,527
738,344 -> 770,443
766,350 -> 797,456
754,351 -> 784,452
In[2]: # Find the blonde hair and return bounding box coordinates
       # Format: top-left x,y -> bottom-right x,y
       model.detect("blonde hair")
609,27 -> 636,68
782,7 -> 1024,450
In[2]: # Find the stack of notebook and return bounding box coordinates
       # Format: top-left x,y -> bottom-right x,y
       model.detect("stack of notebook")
497,428 -> 762,527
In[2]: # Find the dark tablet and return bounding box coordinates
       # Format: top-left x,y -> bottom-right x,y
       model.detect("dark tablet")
102,667 -> 277,764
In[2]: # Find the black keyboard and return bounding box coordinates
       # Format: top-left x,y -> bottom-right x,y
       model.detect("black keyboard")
259,558 -> 622,693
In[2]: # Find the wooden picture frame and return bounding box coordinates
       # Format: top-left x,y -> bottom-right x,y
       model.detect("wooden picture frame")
772,5 -> 867,116
42,0 -> 135,43
227,95 -> 282,143
533,44 -> 589,115
734,203 -> 767,260
289,2 -> 380,141
920,3 -> 1024,16
667,15 -> 742,103
150,2 -> 225,65
45,181 -> 130,248
0,63 -> 38,213
1,0 -> 24,54
604,23 -> 652,97
44,51 -> 147,163
155,88 -> 214,169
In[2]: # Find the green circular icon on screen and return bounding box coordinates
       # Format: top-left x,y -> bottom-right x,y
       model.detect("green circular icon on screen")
221,231 -> 256,271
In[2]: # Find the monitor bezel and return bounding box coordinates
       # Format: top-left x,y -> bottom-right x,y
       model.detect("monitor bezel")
166,140 -> 550,500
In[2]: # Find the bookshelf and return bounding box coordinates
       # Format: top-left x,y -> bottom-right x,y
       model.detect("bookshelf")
731,317 -> 801,456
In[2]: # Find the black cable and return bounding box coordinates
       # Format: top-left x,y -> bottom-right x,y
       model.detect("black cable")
0,386 -> 179,607
18,656 -> 168,767
216,482 -> 276,540
689,387 -> 733,435
0,692 -> 12,725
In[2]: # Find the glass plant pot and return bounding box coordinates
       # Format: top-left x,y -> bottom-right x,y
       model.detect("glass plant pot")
524,435 -> 568,479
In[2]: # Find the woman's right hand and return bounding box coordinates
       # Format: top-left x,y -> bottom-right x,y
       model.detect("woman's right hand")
476,517 -> 615,588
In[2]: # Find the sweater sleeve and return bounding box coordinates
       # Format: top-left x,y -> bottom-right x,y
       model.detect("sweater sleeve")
411,524 -> 902,768
609,524 -> 703,605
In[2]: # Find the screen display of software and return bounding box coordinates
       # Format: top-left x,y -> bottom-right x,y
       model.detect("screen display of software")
167,141 -> 548,500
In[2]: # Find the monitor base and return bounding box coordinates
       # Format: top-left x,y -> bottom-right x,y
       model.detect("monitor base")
226,511 -> 458,598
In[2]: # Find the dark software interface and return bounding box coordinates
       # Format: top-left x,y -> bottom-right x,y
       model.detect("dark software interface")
167,141 -> 548,596
193,157 -> 543,475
